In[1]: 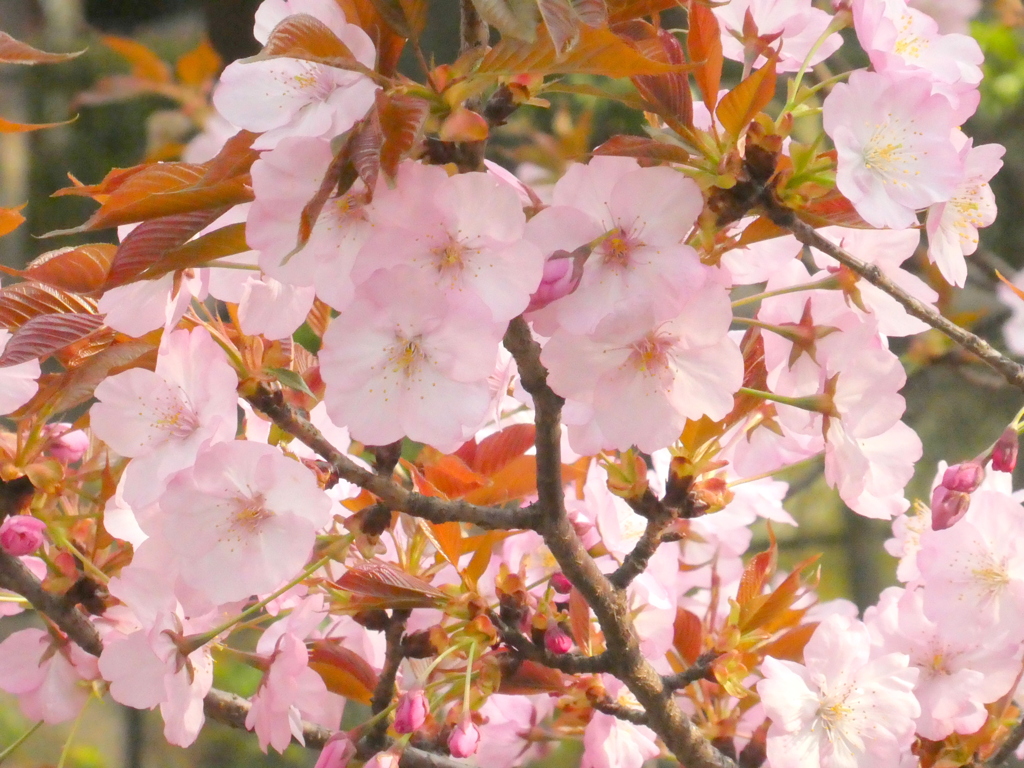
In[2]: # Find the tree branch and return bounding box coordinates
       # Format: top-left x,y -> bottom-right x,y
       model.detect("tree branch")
663,650 -> 719,692
247,386 -> 539,530
366,609 -> 412,753
986,718 -> 1024,767
592,696 -> 649,726
502,317 -> 737,768
0,549 -> 103,656
490,610 -> 614,674
765,205 -> 1024,391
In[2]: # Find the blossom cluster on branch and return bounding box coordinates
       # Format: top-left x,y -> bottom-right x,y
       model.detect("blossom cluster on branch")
0,1 -> 1021,768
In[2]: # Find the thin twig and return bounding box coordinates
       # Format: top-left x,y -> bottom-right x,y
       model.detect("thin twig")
986,718 -> 1024,767
366,609 -> 412,752
592,696 -> 650,726
764,204 -> 1024,391
0,549 -> 102,656
490,611 -> 614,674
663,650 -> 719,692
247,386 -> 540,530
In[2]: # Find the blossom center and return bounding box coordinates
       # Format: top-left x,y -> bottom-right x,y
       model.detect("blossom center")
600,228 -> 640,268
389,338 -> 425,378
231,494 -> 271,535
157,397 -> 201,439
816,694 -> 853,741
627,332 -> 675,376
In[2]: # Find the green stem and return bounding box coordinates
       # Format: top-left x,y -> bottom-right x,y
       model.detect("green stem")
781,11 -> 851,115
56,694 -> 90,768
0,720 -> 43,762
731,276 -> 839,309
737,386 -> 832,413
463,642 -> 476,713
727,452 -> 823,487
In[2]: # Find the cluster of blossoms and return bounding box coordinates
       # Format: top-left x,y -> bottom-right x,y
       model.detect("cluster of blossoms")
2,1 -> 1023,768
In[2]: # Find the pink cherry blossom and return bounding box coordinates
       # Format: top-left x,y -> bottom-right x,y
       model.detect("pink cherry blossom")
926,135 -> 1004,286
542,278 -> 743,454
315,732 -> 357,768
158,440 -> 333,603
0,628 -> 99,724
394,687 -> 429,733
865,586 -> 1021,739
909,0 -> 981,33
91,326 -> 239,508
0,515 -> 46,555
449,718 -> 481,757
823,69 -> 963,229
246,632 -> 344,752
212,1 -> 378,150
582,677 -> 660,768
354,163 -> 545,323
918,489 -> 1024,640
319,267 -> 501,452
44,423 -> 90,463
757,614 -> 919,768
475,694 -> 555,768
714,0 -> 843,72
526,156 -> 706,335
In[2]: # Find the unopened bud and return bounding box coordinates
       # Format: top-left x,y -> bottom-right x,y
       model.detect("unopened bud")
402,626 -> 446,659
44,424 -> 89,463
448,718 -> 481,758
0,515 -> 46,556
941,461 -> 985,493
314,732 -> 356,768
550,572 -> 572,594
394,688 -> 429,734
991,428 -> 1019,473
931,486 -> 970,531
364,751 -> 401,768
544,622 -> 573,655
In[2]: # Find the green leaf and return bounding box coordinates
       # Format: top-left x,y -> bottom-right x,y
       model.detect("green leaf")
267,367 -> 314,397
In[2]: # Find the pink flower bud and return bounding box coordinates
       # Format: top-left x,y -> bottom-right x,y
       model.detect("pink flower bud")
991,428 -> 1019,473
941,461 -> 985,493
47,427 -> 90,463
0,515 -> 46,555
315,732 -> 357,768
448,718 -> 480,758
931,486 -> 971,531
550,572 -> 572,594
525,251 -> 582,312
394,688 -> 429,734
544,622 -> 573,655
364,751 -> 401,768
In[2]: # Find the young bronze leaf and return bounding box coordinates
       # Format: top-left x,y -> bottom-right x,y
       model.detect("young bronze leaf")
176,39 -> 222,86
715,53 -> 778,139
42,338 -> 156,414
797,191 -> 873,229
471,0 -> 539,42
308,639 -> 379,705
0,313 -> 106,367
687,0 -> 724,113
593,135 -> 690,165
101,35 -> 172,83
736,524 -> 777,607
538,0 -> 582,55
334,560 -> 447,608
0,31 -> 83,64
24,244 -> 116,294
631,28 -> 693,133
379,92 -> 429,180
496,658 -> 569,695
0,116 -> 77,133
457,423 -> 536,476
673,607 -> 703,665
0,205 -> 25,238
568,587 -> 592,655
368,0 -> 428,39
351,109 -> 383,192
253,14 -> 378,79
0,283 -> 97,330
146,223 -> 250,279
104,207 -> 228,289
572,0 -> 607,26
478,23 -> 691,77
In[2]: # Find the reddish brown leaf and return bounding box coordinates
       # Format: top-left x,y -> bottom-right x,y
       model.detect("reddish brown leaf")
631,28 -> 693,133
798,191 -> 873,229
478,23 -> 692,77
439,107 -> 489,142
0,32 -> 83,64
351,111 -> 383,193
997,270 -> 1024,303
0,205 -> 25,237
101,35 -> 172,83
422,520 -> 464,564
736,525 -> 777,607
458,423 -> 536,476
253,14 -> 378,79
758,623 -> 816,662
568,587 -> 592,655
0,283 -> 97,331
104,207 -> 228,289
593,135 -> 690,165
308,639 -> 379,705
378,92 -> 429,180
462,454 -> 538,506
734,215 -> 787,247
673,607 -> 703,665
687,1 -> 724,113
41,338 -> 156,414
176,39 -> 222,86
0,116 -> 77,133
421,451 -> 488,498
471,0 -> 539,41
716,53 -> 778,139
538,0 -> 581,54
336,0 -> 407,75
572,0 -> 608,26
334,560 -> 447,608
0,313 -> 106,367
497,658 -> 568,695
23,244 -> 116,294
150,223 -> 250,279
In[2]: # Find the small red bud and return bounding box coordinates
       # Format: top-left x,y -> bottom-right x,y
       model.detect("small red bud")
544,623 -> 573,655
992,428 -> 1019,473
931,486 -> 971,531
941,461 -> 985,493
394,688 -> 429,734
550,573 -> 572,594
